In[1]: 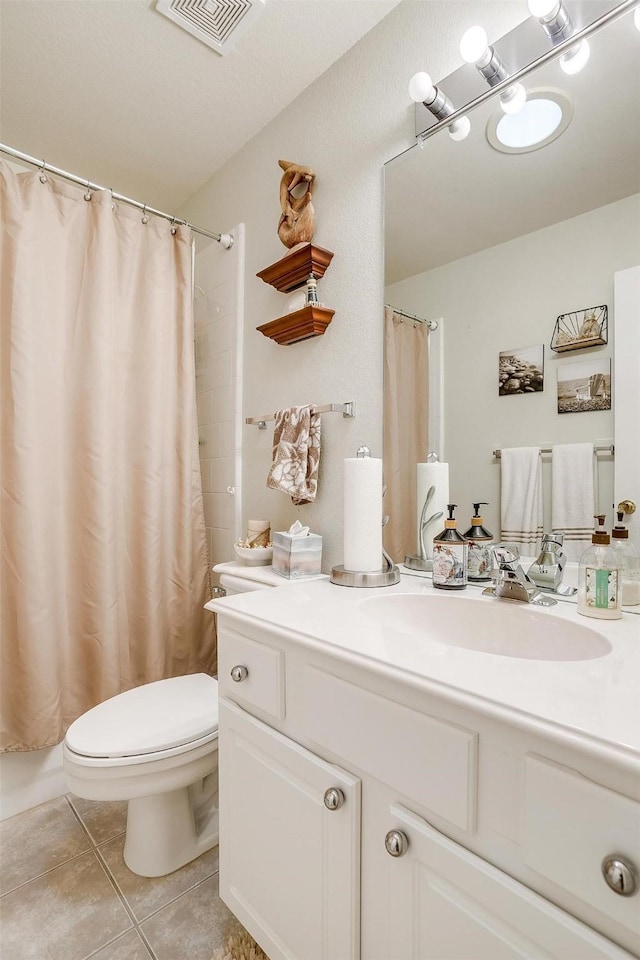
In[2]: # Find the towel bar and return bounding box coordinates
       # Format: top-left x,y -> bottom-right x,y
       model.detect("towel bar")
246,402 -> 356,430
493,443 -> 614,459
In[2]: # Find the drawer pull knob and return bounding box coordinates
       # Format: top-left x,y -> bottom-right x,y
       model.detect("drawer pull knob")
385,830 -> 409,858
230,664 -> 249,683
323,788 -> 345,811
602,856 -> 637,896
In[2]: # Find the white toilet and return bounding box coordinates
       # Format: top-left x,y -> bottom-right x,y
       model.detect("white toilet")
63,561 -> 279,877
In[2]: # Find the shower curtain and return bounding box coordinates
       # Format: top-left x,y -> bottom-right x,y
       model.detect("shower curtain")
383,306 -> 429,563
0,161 -> 215,752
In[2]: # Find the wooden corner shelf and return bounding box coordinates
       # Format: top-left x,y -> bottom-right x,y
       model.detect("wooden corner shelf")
257,306 -> 335,345
256,243 -> 334,293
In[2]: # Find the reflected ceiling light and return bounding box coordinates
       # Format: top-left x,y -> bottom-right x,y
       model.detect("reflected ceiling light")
527,0 -> 591,75
408,71 -> 471,141
635,6 -> 640,30
460,25 -> 527,115
486,88 -> 573,154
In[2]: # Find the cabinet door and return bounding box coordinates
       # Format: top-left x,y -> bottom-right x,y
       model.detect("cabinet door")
380,803 -> 633,960
218,699 -> 360,960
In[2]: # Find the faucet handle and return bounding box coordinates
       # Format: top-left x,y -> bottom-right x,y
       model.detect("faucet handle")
492,545 -> 521,569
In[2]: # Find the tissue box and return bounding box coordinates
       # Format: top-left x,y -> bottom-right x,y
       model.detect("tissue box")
272,532 -> 322,579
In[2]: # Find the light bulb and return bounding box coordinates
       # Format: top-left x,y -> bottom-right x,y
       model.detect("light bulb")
448,115 -> 471,142
634,6 -> 640,30
460,25 -> 489,64
500,83 -> 527,115
560,38 -> 590,74
527,0 -> 559,18
409,71 -> 435,104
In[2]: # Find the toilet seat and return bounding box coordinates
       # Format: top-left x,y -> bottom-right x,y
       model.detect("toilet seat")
65,673 -> 218,762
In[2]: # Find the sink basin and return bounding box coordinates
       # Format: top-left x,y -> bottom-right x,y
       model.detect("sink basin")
358,594 -> 611,661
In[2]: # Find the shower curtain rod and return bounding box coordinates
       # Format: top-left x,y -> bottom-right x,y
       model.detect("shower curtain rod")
386,305 -> 438,330
0,143 -> 234,249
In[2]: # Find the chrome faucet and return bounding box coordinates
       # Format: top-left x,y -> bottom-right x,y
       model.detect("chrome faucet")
527,533 -> 577,597
483,545 -> 556,606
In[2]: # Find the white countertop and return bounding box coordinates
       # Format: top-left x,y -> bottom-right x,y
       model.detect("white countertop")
207,575 -> 640,768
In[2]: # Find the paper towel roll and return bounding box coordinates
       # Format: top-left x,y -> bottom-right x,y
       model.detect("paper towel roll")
343,457 -> 383,572
416,462 -> 449,558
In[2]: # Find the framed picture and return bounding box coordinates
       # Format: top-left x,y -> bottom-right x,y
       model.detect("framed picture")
499,344 -> 544,396
557,357 -> 611,414
550,305 -> 608,353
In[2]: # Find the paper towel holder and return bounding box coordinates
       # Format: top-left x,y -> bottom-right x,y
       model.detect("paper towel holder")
330,559 -> 401,588
331,456 -> 401,586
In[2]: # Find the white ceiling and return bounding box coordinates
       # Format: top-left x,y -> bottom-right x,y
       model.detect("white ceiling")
0,0 -> 400,210
385,8 -> 640,285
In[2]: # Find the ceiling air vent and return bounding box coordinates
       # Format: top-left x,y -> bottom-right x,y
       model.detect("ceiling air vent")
156,0 -> 265,56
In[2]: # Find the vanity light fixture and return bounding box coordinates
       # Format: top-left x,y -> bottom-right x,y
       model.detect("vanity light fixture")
486,87 -> 574,154
408,72 -> 471,141
459,25 -> 527,114
635,5 -> 640,29
527,0 -> 591,75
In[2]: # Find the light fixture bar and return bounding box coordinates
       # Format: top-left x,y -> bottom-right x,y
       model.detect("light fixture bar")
415,0 -> 637,143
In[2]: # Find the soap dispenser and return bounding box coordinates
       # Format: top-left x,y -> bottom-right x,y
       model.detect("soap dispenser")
433,504 -> 468,590
611,512 -> 640,606
577,516 -> 622,620
464,503 -> 493,582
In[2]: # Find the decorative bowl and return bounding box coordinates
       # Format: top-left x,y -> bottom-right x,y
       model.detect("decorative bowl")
234,544 -> 273,566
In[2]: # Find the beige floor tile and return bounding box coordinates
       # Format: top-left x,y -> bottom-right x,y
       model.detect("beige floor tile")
99,834 -> 220,922
141,875 -> 242,960
0,796 -> 90,896
86,928 -> 154,960
68,794 -> 128,846
0,849 -> 132,960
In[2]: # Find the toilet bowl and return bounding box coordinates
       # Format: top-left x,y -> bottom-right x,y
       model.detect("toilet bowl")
63,561 -> 279,877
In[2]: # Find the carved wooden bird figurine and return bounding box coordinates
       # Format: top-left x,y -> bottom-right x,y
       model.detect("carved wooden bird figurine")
277,159 -> 316,249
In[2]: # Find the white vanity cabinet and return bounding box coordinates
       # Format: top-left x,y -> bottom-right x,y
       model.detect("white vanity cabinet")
215,613 -> 640,960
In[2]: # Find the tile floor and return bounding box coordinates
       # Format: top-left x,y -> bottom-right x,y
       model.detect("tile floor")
0,794 -> 243,960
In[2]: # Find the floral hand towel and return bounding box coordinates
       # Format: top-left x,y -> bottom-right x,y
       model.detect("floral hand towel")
266,405 -> 321,505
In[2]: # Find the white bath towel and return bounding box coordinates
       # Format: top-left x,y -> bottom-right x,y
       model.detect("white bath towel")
552,442 -> 598,561
500,447 -> 543,550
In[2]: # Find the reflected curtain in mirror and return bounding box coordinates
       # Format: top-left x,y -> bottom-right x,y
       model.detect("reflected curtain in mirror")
0,162 -> 214,752
383,307 -> 429,563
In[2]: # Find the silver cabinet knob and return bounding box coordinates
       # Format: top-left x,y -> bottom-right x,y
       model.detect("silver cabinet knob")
385,830 -> 409,857
323,788 -> 345,811
602,856 -> 637,896
230,664 -> 248,683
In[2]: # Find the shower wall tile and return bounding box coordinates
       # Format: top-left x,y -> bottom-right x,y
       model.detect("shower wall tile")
195,225 -> 244,567
211,385 -> 232,424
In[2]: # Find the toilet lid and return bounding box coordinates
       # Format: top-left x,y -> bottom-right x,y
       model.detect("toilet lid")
65,674 -> 219,758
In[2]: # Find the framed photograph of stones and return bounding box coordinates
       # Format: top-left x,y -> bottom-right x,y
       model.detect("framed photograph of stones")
499,345 -> 544,396
550,304 -> 608,353
557,357 -> 612,414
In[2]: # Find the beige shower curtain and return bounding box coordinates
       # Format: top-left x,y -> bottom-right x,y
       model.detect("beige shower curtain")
0,162 -> 214,752
383,307 -> 429,563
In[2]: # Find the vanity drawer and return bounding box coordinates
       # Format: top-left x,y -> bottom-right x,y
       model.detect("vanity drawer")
301,666 -> 477,832
218,627 -> 285,720
523,755 -> 640,937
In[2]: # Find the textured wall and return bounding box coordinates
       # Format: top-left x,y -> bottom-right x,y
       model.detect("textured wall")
180,2 -> 526,572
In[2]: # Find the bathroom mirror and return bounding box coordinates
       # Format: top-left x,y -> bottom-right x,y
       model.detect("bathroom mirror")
384,5 -> 640,555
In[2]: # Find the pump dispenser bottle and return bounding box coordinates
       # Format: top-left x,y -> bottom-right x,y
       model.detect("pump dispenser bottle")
464,503 -> 494,582
611,512 -> 640,606
577,516 -> 622,620
433,504 -> 468,590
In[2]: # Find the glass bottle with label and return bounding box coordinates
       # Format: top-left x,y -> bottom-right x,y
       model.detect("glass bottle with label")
577,515 -> 622,620
611,511 -> 640,606
463,502 -> 493,582
433,505 -> 468,590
